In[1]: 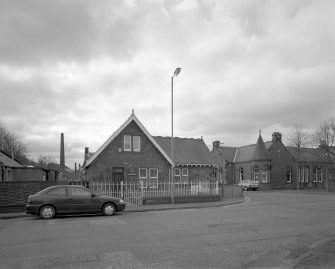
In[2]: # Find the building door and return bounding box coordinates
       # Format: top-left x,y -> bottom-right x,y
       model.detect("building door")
112,167 -> 124,183
112,167 -> 124,196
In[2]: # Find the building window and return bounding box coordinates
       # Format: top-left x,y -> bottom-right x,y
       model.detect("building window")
261,170 -> 269,183
133,136 -> 140,152
239,168 -> 244,182
149,168 -> 158,188
286,167 -> 292,183
304,167 -> 310,182
139,168 -> 148,188
124,135 -> 141,152
253,167 -> 259,182
182,168 -> 188,183
318,167 -> 323,182
124,135 -> 131,151
174,168 -> 181,183
313,167 -> 317,182
299,167 -> 305,182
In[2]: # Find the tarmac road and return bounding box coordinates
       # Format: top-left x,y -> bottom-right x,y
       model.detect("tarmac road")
0,191 -> 334,268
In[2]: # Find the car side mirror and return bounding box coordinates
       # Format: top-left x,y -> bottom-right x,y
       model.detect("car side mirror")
91,194 -> 96,198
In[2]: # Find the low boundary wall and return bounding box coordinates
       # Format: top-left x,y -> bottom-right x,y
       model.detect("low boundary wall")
0,181 -> 58,213
143,194 -> 221,205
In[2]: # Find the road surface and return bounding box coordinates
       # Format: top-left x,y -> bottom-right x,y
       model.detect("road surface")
0,191 -> 334,268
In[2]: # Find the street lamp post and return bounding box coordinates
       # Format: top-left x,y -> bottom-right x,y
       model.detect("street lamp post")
171,67 -> 181,204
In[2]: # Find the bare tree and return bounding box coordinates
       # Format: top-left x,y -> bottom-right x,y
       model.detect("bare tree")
286,124 -> 310,189
0,121 -> 27,160
37,155 -> 55,168
313,118 -> 335,176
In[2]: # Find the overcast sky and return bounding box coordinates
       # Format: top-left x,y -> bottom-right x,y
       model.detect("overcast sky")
0,0 -> 334,169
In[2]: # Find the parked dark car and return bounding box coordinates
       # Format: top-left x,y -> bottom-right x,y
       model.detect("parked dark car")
26,185 -> 126,219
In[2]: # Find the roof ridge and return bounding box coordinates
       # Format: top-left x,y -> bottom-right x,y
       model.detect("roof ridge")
238,143 -> 257,149
154,136 -> 203,140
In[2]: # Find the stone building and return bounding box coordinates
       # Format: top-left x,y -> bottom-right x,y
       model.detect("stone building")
212,132 -> 330,190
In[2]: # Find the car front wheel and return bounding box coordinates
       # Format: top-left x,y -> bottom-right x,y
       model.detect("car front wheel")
39,205 -> 56,219
102,203 -> 116,216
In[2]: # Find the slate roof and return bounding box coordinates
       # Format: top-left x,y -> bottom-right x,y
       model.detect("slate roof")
234,140 -> 271,162
287,147 -> 329,163
153,136 -> 214,165
217,147 -> 238,163
0,149 -> 24,168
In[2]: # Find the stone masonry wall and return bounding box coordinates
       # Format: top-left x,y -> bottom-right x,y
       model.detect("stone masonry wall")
267,141 -> 296,190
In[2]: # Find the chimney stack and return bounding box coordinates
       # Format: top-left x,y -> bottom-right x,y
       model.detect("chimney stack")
272,132 -> 282,143
84,147 -> 89,161
213,141 -> 221,150
60,133 -> 65,175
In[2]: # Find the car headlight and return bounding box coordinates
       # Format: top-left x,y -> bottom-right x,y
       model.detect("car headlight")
119,199 -> 125,203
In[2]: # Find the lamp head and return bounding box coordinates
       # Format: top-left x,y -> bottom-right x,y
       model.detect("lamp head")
173,67 -> 181,77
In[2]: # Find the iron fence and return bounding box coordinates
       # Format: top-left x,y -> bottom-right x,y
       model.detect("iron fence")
71,180 -> 219,205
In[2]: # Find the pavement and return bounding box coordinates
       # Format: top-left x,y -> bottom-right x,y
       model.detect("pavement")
1,193 -> 334,268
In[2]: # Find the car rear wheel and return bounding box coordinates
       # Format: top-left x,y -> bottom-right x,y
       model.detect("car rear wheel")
39,205 -> 56,219
102,203 -> 116,216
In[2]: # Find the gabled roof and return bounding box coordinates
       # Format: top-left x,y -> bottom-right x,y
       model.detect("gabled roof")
84,113 -> 172,167
153,136 -> 214,165
287,147 -> 329,163
234,139 -> 271,163
0,149 -> 24,168
216,147 -> 238,163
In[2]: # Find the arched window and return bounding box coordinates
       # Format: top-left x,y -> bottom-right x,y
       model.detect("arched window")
253,166 -> 259,182
239,168 -> 244,182
261,165 -> 270,183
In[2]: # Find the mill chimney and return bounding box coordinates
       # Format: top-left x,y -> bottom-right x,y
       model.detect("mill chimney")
60,133 -> 65,176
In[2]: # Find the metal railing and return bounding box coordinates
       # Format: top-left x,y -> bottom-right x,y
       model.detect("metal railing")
71,180 -> 219,205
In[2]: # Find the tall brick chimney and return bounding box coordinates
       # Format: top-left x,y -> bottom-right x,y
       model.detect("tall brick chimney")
60,133 -> 65,175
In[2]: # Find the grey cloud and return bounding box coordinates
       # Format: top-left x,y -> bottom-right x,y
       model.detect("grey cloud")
0,0 -> 98,65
